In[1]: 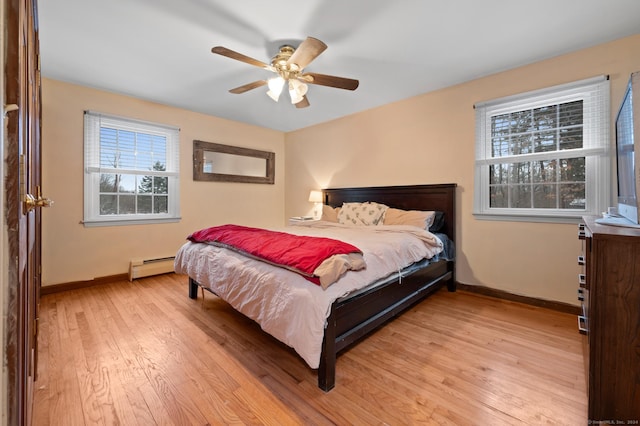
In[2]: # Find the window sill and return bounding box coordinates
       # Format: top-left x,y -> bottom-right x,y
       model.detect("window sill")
82,216 -> 181,227
473,212 -> 585,224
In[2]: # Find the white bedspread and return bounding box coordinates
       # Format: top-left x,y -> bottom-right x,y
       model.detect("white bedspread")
174,221 -> 443,369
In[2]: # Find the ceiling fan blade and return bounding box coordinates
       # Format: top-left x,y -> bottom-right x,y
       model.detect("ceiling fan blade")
300,72 -> 359,91
229,80 -> 268,94
295,96 -> 310,108
212,46 -> 273,71
287,37 -> 327,70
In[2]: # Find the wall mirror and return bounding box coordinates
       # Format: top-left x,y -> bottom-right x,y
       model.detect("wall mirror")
193,140 -> 275,184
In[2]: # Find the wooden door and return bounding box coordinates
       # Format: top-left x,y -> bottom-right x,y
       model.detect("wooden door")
5,0 -> 46,424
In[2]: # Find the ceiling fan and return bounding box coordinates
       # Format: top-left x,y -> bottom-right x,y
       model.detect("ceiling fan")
211,37 -> 359,108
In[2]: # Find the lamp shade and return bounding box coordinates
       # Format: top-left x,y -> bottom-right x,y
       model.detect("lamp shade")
267,76 -> 285,102
308,190 -> 323,203
289,79 -> 309,104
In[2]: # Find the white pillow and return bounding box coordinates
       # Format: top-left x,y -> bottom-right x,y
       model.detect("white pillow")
337,202 -> 388,226
383,208 -> 435,229
321,205 -> 340,222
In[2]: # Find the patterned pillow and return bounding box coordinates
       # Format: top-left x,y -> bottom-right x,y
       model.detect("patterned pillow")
337,202 -> 388,226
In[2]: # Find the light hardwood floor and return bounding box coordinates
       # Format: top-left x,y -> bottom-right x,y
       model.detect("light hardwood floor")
33,273 -> 587,425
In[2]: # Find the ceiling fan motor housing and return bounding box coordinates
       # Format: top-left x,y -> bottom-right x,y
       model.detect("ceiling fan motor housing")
271,45 -> 300,80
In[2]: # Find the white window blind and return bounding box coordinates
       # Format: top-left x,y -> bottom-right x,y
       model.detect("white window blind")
84,111 -> 180,226
473,76 -> 610,222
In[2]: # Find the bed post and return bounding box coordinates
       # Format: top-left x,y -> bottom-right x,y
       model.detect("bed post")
188,278 -> 199,299
318,308 -> 337,391
446,261 -> 457,292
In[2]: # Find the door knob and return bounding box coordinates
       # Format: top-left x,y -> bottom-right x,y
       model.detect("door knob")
24,186 -> 53,213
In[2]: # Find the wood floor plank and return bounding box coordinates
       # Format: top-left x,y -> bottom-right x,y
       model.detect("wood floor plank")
391,318 -> 584,422
87,287 -> 176,426
104,278 -> 300,425
391,314 -> 585,403
343,343 -> 522,425
32,298 -> 50,426
46,293 -> 87,426
33,274 -> 587,425
79,289 -> 156,426
99,288 -> 213,425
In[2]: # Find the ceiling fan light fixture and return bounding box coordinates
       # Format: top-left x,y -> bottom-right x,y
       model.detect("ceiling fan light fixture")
266,76 -> 285,101
290,93 -> 303,104
288,79 -> 308,104
211,36 -> 359,108
266,90 -> 280,102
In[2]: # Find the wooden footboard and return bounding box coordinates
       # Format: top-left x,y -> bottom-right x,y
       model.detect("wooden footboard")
188,262 -> 454,392
318,258 -> 454,391
316,183 -> 457,390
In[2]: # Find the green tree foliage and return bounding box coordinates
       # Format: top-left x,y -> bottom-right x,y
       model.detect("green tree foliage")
138,161 -> 168,195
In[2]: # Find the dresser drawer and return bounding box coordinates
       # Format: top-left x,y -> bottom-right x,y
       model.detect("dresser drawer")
580,216 -> 640,421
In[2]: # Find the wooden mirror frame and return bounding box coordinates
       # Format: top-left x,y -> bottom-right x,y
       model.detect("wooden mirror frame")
193,140 -> 275,184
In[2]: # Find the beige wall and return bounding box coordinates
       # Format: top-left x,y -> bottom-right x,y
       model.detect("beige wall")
285,34 -> 640,306
41,35 -> 640,302
41,79 -> 286,286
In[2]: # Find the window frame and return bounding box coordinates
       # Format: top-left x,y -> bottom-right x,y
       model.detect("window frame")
473,76 -> 610,223
83,111 -> 181,227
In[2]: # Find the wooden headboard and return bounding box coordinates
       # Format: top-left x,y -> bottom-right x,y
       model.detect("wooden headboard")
323,184 -> 457,242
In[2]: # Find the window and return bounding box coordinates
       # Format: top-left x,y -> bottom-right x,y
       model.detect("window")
84,111 -> 180,226
474,76 -> 610,222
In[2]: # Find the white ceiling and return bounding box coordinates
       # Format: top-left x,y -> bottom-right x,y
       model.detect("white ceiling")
38,0 -> 640,132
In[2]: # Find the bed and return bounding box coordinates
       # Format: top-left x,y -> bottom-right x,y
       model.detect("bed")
176,183 -> 456,391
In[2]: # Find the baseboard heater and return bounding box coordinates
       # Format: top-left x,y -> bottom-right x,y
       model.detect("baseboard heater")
128,256 -> 175,281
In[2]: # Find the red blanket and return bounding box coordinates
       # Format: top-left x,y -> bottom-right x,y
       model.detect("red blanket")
187,224 -> 362,284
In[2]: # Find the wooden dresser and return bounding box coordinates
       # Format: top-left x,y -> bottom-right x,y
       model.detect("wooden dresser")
578,216 -> 640,423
